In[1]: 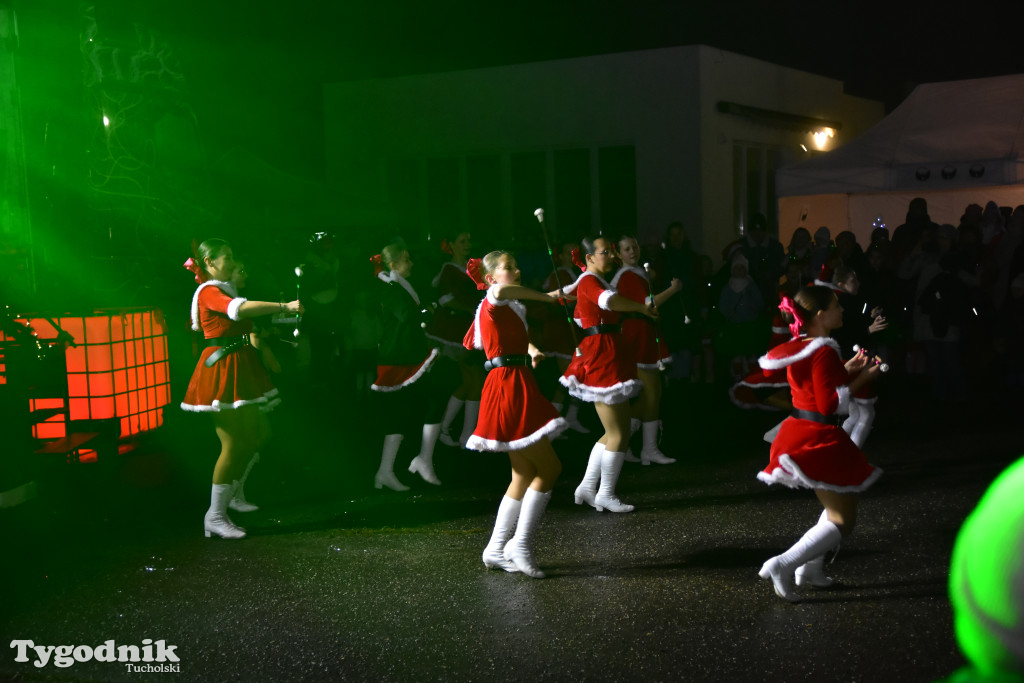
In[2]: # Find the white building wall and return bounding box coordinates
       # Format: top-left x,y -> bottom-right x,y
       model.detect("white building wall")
323,45 -> 883,265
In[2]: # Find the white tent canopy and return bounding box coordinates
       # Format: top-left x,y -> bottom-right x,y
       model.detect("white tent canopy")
777,74 -> 1024,245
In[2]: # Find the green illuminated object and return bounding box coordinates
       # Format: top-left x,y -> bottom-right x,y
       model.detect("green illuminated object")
949,455 -> 1024,678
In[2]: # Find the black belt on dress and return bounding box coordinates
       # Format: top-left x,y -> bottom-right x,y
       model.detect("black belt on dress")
205,335 -> 249,367
484,354 -> 529,371
580,324 -> 621,337
791,408 -> 840,426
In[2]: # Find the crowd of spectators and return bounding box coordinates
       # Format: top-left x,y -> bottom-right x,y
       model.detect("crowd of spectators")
643,198 -> 1024,404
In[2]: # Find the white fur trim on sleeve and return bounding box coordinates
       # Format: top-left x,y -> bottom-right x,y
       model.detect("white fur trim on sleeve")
227,297 -> 247,321
758,337 -> 840,371
835,385 -> 851,415
598,289 -> 614,311
470,299 -> 485,350
190,281 -> 234,331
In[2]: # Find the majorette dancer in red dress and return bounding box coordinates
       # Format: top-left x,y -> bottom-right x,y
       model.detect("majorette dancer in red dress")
830,265 -> 888,448
561,236 -> 657,513
424,231 -> 486,448
756,285 -> 883,601
464,251 -> 569,578
612,235 -> 683,465
220,260 -> 283,514
526,242 -> 589,433
728,309 -> 793,414
370,244 -> 443,490
181,239 -> 303,540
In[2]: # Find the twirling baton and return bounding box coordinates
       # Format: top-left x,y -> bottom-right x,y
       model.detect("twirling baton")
642,262 -> 666,371
293,265 -> 304,337
852,344 -> 889,373
534,208 -> 582,357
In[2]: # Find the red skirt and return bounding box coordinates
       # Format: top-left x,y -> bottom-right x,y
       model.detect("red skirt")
372,349 -> 440,392
757,416 -> 882,492
181,345 -> 279,412
467,366 -> 567,452
729,366 -> 790,411
622,318 -> 671,370
560,333 -> 642,405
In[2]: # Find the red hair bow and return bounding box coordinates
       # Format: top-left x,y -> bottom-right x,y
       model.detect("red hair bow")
370,254 -> 384,277
570,248 -> 587,272
440,239 -> 454,256
183,257 -> 206,284
466,258 -> 488,290
778,295 -> 804,338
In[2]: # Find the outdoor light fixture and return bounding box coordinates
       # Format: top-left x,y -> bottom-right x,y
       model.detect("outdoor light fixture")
916,167 -> 931,181
970,164 -> 985,178
942,166 -> 957,180
811,127 -> 835,151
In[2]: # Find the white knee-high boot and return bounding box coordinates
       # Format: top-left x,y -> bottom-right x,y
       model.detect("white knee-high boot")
439,397 -> 464,447
640,420 -> 675,465
459,400 -> 480,447
565,402 -> 589,433
229,452 -> 260,512
759,517 -> 842,601
482,495 -> 522,572
795,509 -> 836,588
409,423 -> 442,485
849,399 -> 876,449
205,483 -> 246,539
503,488 -> 552,578
374,434 -> 409,491
842,401 -> 860,435
594,450 -> 634,513
574,442 -> 605,508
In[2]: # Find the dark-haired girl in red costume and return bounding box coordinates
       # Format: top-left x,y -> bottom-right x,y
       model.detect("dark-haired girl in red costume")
181,239 -> 303,540
561,236 -> 657,513
612,235 -> 682,465
756,285 -> 882,601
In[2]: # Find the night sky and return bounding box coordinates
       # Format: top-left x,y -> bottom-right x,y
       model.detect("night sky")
8,0 -> 1024,309
113,1 -> 1024,180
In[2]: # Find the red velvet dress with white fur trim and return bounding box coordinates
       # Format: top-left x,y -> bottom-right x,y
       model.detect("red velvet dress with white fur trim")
559,272 -> 642,405
729,314 -> 794,410
463,287 -> 568,451
611,266 -> 671,370
181,283 -> 279,412
756,336 -> 881,492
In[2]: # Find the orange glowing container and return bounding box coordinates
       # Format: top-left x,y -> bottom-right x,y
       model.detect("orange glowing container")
2,308 -> 171,440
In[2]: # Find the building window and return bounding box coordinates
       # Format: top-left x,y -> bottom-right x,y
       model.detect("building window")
733,142 -> 783,234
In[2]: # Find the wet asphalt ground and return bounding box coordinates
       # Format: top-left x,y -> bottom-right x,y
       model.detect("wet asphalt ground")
0,376 -> 1019,683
